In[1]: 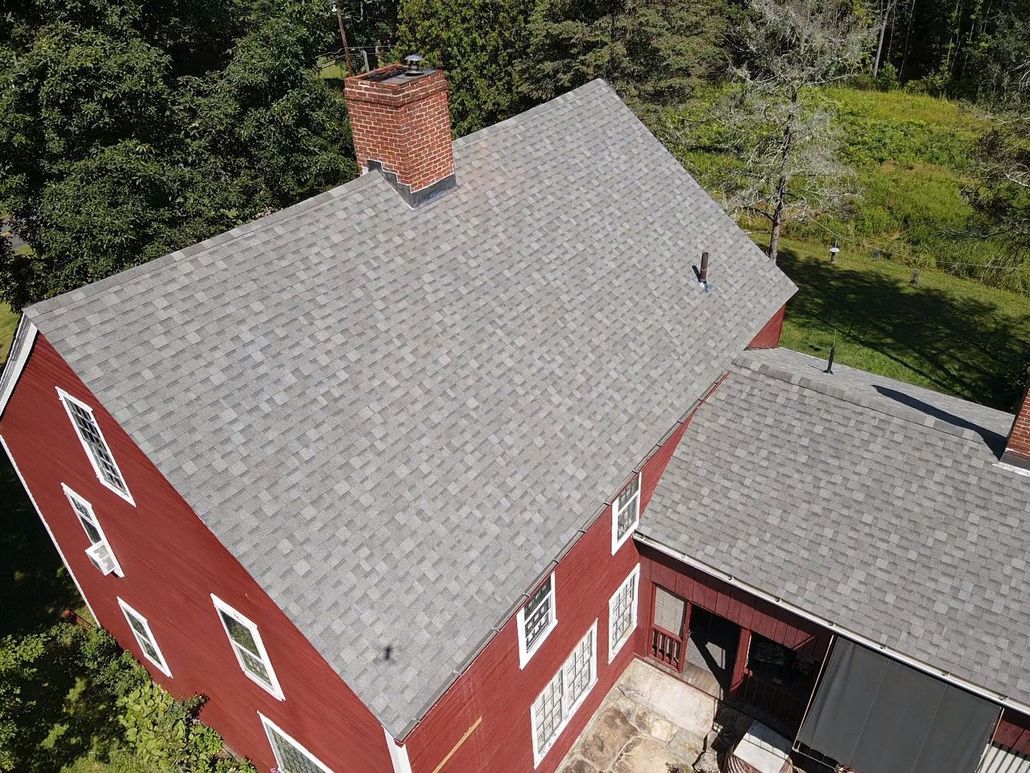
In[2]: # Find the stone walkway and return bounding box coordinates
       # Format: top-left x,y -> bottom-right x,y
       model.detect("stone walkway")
558,659 -> 717,773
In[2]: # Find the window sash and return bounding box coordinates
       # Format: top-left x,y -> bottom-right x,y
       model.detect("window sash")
611,473 -> 641,553
608,565 -> 640,662
57,389 -> 133,504
517,573 -> 557,668
212,596 -> 284,700
62,484 -> 123,577
531,622 -> 597,766
260,714 -> 332,773
118,599 -> 171,677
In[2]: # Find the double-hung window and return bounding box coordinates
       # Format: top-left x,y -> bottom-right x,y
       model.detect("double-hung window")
118,598 -> 171,676
610,472 -> 641,554
62,484 -> 123,577
530,621 -> 597,766
607,565 -> 640,662
212,595 -> 284,700
516,572 -> 557,668
57,388 -> 133,504
259,713 -> 331,773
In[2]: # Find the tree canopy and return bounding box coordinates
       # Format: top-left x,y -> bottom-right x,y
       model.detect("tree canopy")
0,0 -> 357,309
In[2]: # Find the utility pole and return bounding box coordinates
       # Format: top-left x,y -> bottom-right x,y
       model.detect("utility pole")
332,2 -> 355,77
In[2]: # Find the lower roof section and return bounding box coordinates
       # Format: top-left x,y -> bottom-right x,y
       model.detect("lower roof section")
641,347 -> 1030,712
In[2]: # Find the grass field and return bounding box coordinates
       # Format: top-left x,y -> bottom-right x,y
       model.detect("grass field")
775,235 -> 1030,411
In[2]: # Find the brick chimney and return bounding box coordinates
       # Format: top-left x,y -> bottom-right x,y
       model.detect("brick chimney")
1002,367 -> 1030,469
343,57 -> 456,207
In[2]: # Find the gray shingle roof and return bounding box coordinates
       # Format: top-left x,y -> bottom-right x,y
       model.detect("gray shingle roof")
25,80 -> 796,735
642,347 -> 1030,709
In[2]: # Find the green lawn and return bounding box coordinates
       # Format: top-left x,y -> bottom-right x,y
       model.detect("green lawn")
776,236 -> 1030,412
0,304 -> 19,364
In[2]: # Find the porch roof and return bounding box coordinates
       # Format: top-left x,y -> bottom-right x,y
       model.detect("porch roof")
642,347 -> 1030,711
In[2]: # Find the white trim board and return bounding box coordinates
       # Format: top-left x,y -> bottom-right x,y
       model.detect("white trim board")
634,533 -> 1030,717
0,318 -> 36,419
384,726 -> 412,773
0,434 -> 99,623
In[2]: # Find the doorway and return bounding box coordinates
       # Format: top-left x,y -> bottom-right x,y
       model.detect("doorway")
685,607 -> 739,698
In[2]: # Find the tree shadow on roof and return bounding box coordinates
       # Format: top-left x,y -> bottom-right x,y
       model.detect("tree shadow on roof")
872,385 -> 1008,455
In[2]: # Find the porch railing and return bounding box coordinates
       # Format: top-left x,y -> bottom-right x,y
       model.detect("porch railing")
650,625 -> 684,671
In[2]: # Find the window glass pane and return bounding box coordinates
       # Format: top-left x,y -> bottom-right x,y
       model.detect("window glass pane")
563,630 -> 593,707
77,515 -> 103,545
523,575 -> 554,652
533,675 -> 564,754
611,578 -> 635,647
268,726 -> 326,773
240,649 -> 272,685
126,613 -> 149,639
67,400 -> 128,494
220,611 -> 259,654
139,638 -> 160,663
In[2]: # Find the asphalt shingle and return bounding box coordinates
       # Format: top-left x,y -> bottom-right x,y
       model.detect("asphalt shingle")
25,81 -> 796,735
643,347 -> 1030,709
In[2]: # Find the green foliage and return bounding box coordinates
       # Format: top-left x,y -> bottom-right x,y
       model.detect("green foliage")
397,0 -> 534,136
0,622 -> 252,772
522,0 -> 733,106
0,0 -> 357,310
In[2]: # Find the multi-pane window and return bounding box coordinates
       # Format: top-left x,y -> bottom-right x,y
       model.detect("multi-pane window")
610,473 -> 641,553
608,565 -> 640,662
260,714 -> 331,773
212,595 -> 284,700
57,388 -> 133,504
62,484 -> 123,577
531,622 -> 597,766
517,573 -> 557,668
117,598 -> 171,676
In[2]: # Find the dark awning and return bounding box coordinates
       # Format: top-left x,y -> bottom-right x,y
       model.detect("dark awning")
797,638 -> 1000,773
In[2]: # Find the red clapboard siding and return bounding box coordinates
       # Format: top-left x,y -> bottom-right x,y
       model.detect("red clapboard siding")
747,305 -> 786,350
996,708 -> 1030,755
636,545 -> 827,653
0,335 -> 393,772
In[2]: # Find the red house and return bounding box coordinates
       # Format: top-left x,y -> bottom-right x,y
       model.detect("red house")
1,61 -> 1028,773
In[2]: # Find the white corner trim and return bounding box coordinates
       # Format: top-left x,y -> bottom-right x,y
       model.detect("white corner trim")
259,712 -> 332,773
608,563 -> 640,663
610,471 -> 642,555
55,387 -> 135,506
0,434 -> 99,624
384,726 -> 413,773
211,594 -> 285,701
634,532 -> 1030,718
516,572 -> 558,669
0,318 -> 36,418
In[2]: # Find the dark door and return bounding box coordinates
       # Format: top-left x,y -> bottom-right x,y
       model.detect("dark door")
686,606 -> 739,695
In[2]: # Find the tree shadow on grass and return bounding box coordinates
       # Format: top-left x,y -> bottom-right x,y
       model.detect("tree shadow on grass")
0,452 -> 79,639
778,248 -> 1030,411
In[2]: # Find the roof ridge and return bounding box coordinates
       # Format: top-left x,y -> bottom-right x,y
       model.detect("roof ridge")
732,352 -> 1007,448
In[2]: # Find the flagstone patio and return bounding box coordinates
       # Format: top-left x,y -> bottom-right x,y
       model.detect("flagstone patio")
558,659 -> 718,773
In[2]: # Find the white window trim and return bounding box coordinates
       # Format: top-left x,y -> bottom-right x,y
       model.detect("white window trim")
61,483 -> 124,577
211,594 -> 285,700
530,620 -> 598,768
516,572 -> 558,669
117,597 -> 172,677
608,564 -> 640,663
259,712 -> 332,773
56,387 -> 134,505
610,471 -> 642,554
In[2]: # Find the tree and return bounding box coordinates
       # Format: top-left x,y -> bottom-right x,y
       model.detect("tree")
521,0 -> 735,106
712,0 -> 873,263
0,0 -> 356,310
968,113 -> 1030,278
396,0 -> 535,136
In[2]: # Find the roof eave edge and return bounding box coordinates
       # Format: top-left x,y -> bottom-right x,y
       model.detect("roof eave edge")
633,531 -> 1028,717
0,316 -> 37,420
